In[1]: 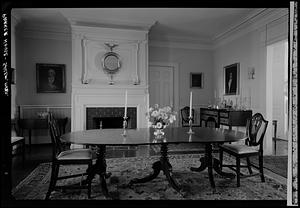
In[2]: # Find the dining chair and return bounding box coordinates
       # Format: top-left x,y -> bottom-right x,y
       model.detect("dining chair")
45,113 -> 93,200
180,106 -> 195,127
218,113 -> 268,187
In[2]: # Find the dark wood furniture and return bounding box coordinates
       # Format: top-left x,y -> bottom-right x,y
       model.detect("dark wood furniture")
200,108 -> 252,129
219,113 -> 268,187
18,117 -> 68,152
180,106 -> 197,127
46,114 -> 93,200
61,127 -> 247,197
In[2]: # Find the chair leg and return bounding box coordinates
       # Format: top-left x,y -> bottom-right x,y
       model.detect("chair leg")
45,163 -> 59,200
259,155 -> 265,182
246,157 -> 253,174
236,157 -> 240,187
219,149 -> 223,171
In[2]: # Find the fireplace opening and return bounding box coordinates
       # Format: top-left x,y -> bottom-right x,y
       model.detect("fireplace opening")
86,107 -> 137,130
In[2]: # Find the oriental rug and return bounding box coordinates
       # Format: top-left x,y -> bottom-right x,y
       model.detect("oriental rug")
250,156 -> 288,178
12,154 -> 286,200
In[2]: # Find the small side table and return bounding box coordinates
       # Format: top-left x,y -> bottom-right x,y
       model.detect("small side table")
18,118 -> 68,152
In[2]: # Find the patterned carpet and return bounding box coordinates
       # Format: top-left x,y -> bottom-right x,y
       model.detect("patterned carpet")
12,154 -> 286,200
250,156 -> 288,178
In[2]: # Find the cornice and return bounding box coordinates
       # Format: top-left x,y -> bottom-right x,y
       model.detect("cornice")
68,18 -> 156,32
213,8 -> 288,49
149,40 -> 213,50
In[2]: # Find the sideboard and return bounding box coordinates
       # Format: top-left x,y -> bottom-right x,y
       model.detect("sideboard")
200,108 -> 252,129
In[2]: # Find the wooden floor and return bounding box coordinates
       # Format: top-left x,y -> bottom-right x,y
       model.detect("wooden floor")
11,140 -> 288,189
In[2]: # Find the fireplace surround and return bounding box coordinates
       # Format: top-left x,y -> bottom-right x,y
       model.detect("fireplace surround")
86,107 -> 137,129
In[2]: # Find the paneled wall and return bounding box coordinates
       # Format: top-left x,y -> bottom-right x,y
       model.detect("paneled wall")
19,105 -> 71,144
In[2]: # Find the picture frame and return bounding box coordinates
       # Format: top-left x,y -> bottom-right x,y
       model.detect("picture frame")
224,63 -> 239,95
190,73 -> 203,89
36,63 -> 66,93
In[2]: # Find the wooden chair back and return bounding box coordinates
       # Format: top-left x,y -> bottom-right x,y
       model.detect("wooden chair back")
246,113 -> 268,148
180,106 -> 195,126
48,113 -> 64,159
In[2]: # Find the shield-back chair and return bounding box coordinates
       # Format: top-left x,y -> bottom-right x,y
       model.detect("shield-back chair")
219,113 -> 268,187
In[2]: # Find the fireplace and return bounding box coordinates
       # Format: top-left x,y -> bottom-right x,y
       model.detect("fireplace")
86,107 -> 137,130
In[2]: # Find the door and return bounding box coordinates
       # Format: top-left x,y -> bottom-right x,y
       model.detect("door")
149,65 -> 174,108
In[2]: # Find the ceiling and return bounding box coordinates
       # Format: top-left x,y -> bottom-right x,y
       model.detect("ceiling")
12,8 -> 265,43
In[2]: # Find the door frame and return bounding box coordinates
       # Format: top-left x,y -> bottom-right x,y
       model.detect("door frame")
149,61 -> 180,127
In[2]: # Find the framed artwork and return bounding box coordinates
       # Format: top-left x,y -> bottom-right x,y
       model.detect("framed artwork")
224,63 -> 239,95
36,63 -> 66,93
190,73 -> 203,88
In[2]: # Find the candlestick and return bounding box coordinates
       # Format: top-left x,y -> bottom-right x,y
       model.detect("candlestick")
187,117 -> 195,134
124,90 -> 128,118
189,91 -> 193,118
122,117 -> 128,136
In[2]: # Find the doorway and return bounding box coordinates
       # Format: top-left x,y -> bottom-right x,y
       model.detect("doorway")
149,62 -> 179,126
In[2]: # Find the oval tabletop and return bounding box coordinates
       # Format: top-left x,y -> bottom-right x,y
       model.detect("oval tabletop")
60,127 -> 247,146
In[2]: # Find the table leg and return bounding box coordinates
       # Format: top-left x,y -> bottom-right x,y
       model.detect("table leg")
190,143 -> 235,190
84,144 -> 112,198
129,143 -> 181,193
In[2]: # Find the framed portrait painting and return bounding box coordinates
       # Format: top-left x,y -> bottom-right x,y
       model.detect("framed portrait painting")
36,63 -> 66,93
224,63 -> 239,95
190,73 -> 203,89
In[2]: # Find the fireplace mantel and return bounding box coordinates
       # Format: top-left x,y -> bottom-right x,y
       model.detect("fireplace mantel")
70,23 -> 151,132
71,87 -> 148,131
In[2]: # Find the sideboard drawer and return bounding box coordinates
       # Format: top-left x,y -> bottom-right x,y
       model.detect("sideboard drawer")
202,110 -> 218,116
220,118 -> 229,125
220,112 -> 229,118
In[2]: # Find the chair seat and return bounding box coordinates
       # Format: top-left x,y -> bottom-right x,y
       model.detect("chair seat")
11,136 -> 25,144
57,149 -> 92,160
220,144 -> 259,154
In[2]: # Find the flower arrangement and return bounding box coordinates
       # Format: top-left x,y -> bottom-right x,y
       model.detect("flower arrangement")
146,104 -> 177,130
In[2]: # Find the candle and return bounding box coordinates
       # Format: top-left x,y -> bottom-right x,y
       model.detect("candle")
124,90 -> 128,118
189,91 -> 193,118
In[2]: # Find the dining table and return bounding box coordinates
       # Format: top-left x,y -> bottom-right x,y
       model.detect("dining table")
60,127 -> 247,198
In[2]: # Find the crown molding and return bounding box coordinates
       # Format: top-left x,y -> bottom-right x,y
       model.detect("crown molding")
149,40 -> 212,50
65,16 -> 156,32
213,8 -> 288,49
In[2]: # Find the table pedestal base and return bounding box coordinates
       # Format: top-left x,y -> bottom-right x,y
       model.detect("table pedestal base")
129,143 -> 181,193
190,143 -> 235,191
83,145 -> 112,199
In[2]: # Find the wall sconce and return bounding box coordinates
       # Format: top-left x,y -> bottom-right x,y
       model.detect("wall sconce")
248,67 -> 255,79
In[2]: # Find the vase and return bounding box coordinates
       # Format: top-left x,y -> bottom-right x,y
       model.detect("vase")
154,128 -> 164,139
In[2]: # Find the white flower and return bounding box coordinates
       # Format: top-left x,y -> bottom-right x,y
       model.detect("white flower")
151,110 -> 159,117
156,122 -> 163,129
147,105 -> 177,129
